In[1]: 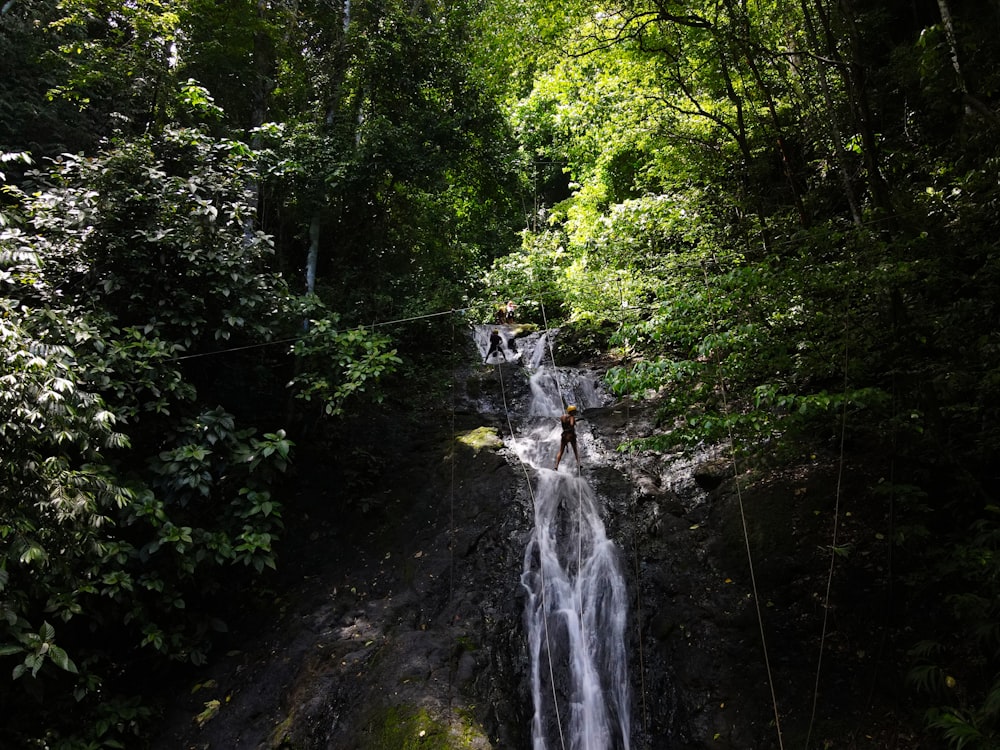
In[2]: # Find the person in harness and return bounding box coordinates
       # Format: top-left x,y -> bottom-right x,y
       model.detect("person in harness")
485,328 -> 507,363
554,404 -> 579,470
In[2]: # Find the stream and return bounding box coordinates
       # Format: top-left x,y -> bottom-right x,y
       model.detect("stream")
477,325 -> 631,750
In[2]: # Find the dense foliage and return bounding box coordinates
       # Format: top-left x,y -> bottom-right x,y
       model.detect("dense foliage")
3,0 -> 1000,745
474,0 -> 1000,746
1,0 -> 522,746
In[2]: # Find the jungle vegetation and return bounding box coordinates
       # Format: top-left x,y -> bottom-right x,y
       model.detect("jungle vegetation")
2,0 -> 999,746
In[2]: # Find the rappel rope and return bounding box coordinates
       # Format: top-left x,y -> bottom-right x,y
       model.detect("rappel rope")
622,345 -> 650,737
538,301 -> 566,410
449,314 -> 457,605
701,263 -> 786,750
804,293 -> 852,750
538,303 -> 589,667
494,355 -> 568,750
537,302 -> 586,600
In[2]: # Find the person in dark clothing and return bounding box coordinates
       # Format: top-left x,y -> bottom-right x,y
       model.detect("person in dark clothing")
554,404 -> 579,469
485,329 -> 506,363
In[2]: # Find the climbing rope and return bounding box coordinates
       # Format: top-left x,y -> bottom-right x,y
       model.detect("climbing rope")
853,365 -> 898,741
804,294 -> 853,750
538,301 -> 566,409
701,263 -> 786,750
449,314 -> 457,604
495,357 -> 568,750
169,306 -> 471,362
621,334 -> 650,737
536,303 -> 588,647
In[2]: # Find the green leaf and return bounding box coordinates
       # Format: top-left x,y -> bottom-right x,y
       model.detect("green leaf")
47,645 -> 78,673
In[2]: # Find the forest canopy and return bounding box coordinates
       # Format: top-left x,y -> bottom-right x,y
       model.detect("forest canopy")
3,0 -> 1000,746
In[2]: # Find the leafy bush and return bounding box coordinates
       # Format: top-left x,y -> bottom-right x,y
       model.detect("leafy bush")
0,128 -> 296,746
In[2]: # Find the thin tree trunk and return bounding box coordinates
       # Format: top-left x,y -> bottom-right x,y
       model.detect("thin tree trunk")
936,0 -> 963,86
812,0 -> 893,217
306,213 -> 320,296
721,0 -> 810,227
796,0 -> 862,225
936,0 -> 1000,127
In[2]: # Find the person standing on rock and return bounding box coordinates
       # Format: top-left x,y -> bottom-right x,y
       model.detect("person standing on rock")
485,328 -> 507,363
554,404 -> 580,470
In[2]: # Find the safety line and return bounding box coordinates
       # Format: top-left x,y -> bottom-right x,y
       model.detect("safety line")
538,301 -> 566,407
167,306 -> 471,362
495,356 -> 568,750
448,314 -> 457,604
574,457 -> 585,685
535,302 -> 586,637
577,472 -> 584,608
701,263 -> 785,750
622,345 -> 650,736
854,374 -> 897,741
804,297 -> 852,749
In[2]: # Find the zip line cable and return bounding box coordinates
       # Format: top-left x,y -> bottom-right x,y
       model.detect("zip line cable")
701,262 -> 786,750
167,306 -> 471,362
89,209 -> 913,368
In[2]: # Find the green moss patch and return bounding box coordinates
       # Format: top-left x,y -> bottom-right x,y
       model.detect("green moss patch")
455,426 -> 503,453
364,705 -> 491,749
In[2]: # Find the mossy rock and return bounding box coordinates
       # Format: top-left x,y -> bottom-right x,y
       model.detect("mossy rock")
363,705 -> 491,749
455,426 -> 503,453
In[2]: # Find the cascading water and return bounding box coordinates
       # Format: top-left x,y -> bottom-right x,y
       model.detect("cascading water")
475,324 -> 631,750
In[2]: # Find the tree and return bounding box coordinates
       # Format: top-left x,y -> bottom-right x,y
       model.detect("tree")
0,129 -> 297,746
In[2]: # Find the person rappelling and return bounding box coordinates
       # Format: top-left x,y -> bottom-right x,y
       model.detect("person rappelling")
485,328 -> 507,363
554,404 -> 580,470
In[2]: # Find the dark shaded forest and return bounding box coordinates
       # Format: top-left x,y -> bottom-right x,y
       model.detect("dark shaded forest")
2,0 -> 999,747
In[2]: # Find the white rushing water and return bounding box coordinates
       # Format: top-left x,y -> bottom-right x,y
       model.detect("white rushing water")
476,325 -> 631,750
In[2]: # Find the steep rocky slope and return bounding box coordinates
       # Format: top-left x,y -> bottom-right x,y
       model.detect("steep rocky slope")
150,337 -> 925,749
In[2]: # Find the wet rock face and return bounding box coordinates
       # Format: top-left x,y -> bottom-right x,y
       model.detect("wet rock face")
149,336 -> 903,750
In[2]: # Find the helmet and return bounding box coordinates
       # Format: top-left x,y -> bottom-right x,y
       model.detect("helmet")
492,329 -> 499,334
567,405 -> 577,413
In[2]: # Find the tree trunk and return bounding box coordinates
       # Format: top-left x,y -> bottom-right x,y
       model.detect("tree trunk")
306,213 -> 320,296
796,0 -> 862,225
814,0 -> 893,217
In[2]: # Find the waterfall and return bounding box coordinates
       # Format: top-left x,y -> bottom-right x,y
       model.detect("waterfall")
474,325 -> 630,749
